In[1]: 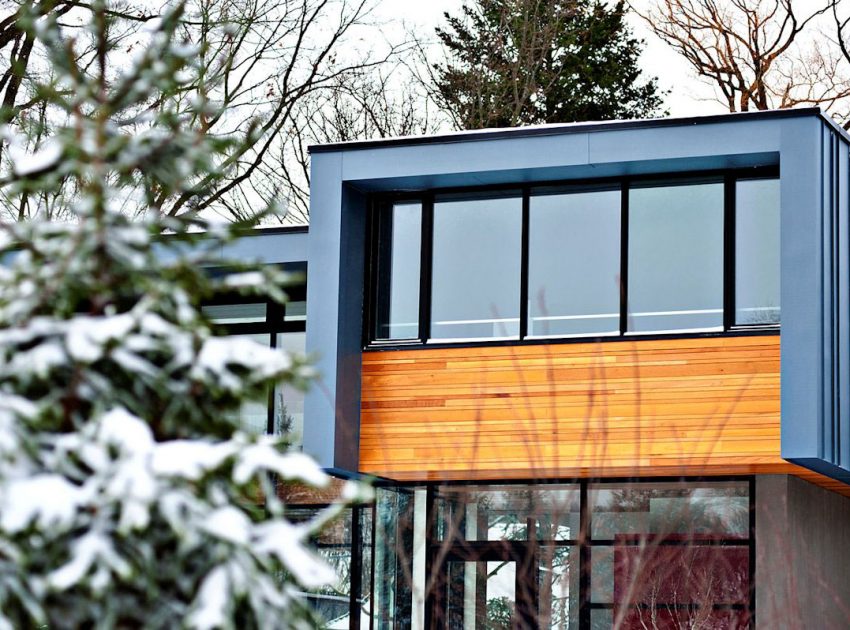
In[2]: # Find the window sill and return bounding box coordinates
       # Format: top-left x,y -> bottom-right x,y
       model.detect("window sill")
363,327 -> 780,352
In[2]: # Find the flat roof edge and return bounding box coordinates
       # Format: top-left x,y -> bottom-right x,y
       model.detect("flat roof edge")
309,108 -> 824,154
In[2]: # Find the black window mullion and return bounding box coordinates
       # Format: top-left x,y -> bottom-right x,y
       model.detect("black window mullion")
748,476 -> 756,629
267,317 -> 277,435
724,175 -> 736,331
419,196 -> 434,343
619,182 -> 629,335
520,188 -> 530,339
364,200 -> 382,346
579,480 -> 590,630
350,504 -> 363,630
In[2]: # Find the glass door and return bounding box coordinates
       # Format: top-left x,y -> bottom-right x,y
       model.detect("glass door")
431,543 -> 538,629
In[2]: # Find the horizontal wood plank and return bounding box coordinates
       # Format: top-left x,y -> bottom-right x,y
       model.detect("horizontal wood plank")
359,336 -> 847,496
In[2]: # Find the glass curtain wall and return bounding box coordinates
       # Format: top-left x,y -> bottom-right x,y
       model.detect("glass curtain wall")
370,175 -> 780,346
372,480 -> 752,630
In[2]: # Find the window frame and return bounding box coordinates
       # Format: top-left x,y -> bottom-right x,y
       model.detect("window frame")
365,167 -> 780,349
416,476 -> 756,630
204,263 -> 307,435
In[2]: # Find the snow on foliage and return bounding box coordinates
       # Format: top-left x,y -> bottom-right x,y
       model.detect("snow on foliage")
0,2 -> 366,628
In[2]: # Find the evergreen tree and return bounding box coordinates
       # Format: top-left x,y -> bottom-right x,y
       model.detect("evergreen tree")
0,2 -> 365,627
433,0 -> 665,129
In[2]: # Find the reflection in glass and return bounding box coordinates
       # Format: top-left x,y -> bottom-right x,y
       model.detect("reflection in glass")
591,545 -> 750,628
529,189 -> 621,336
736,178 -> 780,325
274,331 -> 306,447
589,481 -> 750,540
431,196 -> 522,340
445,560 -> 517,629
289,507 -> 374,629
539,546 -> 579,629
374,487 -> 427,630
231,332 -> 272,434
628,183 -> 724,332
203,302 -> 266,324
434,485 -> 580,542
375,202 -> 422,340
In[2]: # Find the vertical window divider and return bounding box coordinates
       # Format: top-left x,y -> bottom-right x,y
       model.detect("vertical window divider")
619,182 -> 629,335
724,175 -> 736,331
520,188 -> 531,339
419,196 -> 434,344
266,304 -> 277,435
579,481 -> 590,629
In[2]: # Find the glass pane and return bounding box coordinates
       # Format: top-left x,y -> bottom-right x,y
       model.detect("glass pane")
589,481 -> 750,541
274,332 -> 306,447
288,507 -> 354,628
539,546 -> 579,629
358,507 -> 374,628
445,560 -> 517,629
284,300 -> 306,322
628,183 -> 724,332
374,487 -> 425,630
590,609 -> 613,629
431,195 -> 522,340
736,178 -> 780,325
375,202 -> 422,340
435,485 -> 580,542
529,189 -> 621,336
591,544 -> 749,623
232,333 -> 271,434
203,302 -> 266,324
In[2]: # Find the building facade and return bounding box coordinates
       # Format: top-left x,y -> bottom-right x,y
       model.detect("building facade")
226,109 -> 850,629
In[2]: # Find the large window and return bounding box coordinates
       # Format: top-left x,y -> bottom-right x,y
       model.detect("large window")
373,480 -> 753,630
529,188 -> 621,337
431,194 -> 522,340
203,270 -> 307,447
368,171 -> 780,346
627,182 -> 724,333
735,178 -> 780,325
373,202 -> 422,340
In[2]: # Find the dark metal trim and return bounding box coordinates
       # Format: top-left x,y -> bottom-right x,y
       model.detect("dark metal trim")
368,166 -> 778,200
309,107 -> 822,154
579,482 -> 591,629
724,175 -> 736,331
620,181 -> 629,335
749,476 -> 757,629
350,504 -> 363,630
365,328 -> 779,353
419,196 -> 435,344
520,189 -> 531,340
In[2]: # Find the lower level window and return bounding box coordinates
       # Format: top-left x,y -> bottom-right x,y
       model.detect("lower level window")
373,480 -> 751,629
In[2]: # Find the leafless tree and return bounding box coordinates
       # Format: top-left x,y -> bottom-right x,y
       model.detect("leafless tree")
0,0 -> 420,224
277,61 -> 437,220
630,0 -> 850,126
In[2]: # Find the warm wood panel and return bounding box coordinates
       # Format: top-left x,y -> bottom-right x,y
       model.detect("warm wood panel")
359,335 -> 846,495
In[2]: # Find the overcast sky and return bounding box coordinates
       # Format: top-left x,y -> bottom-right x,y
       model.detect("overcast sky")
371,0 -> 722,119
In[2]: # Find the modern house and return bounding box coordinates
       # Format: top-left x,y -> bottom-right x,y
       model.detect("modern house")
221,108 -> 850,629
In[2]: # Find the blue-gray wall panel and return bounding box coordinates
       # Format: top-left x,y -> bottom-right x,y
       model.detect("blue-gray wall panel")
304,153 -> 343,468
219,230 -> 308,264
780,117 -> 824,461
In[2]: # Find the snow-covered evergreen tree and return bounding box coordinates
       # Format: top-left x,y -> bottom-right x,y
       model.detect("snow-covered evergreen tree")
0,2 -> 363,627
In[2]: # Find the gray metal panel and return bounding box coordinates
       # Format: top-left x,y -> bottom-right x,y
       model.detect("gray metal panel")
303,152 -> 343,468
340,131 -> 590,183
586,118 -> 780,164
219,229 -> 308,264
839,139 -> 850,470
780,117 -> 825,461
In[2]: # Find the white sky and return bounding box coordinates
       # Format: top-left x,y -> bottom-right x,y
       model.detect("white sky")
371,0 -> 724,119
